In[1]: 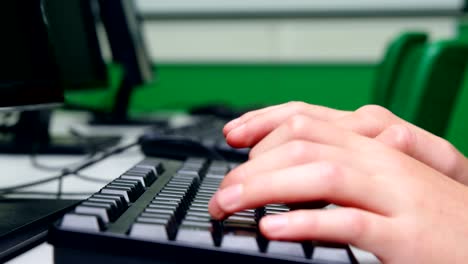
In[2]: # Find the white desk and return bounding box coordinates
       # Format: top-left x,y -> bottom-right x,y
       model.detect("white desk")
2,111 -> 380,264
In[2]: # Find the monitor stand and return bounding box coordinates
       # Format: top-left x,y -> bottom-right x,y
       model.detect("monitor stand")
87,77 -> 168,127
0,110 -> 121,155
0,198 -> 79,263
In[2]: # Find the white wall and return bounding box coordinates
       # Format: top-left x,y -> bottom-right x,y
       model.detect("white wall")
139,18 -> 457,63
136,0 -> 463,14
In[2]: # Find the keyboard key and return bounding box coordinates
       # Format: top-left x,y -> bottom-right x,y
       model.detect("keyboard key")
180,220 -> 223,246
267,241 -> 305,258
108,183 -> 140,201
82,201 -> 119,222
158,193 -> 184,199
221,230 -> 263,252
184,158 -> 206,166
91,193 -> 128,211
312,246 -> 354,264
122,170 -> 156,187
106,184 -> 137,201
177,168 -> 202,178
60,213 -> 105,232
145,208 -> 176,216
87,198 -> 119,212
75,204 -> 111,223
130,222 -> 169,241
147,203 -> 178,211
135,159 -> 164,175
176,228 -> 214,246
101,187 -> 131,203
120,175 -> 147,187
186,211 -> 211,219
113,179 -> 145,195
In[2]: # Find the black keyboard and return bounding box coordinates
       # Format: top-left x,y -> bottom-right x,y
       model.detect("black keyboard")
139,116 -> 249,162
48,158 -> 359,264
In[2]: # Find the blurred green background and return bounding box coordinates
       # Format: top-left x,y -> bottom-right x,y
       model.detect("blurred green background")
65,3 -> 468,155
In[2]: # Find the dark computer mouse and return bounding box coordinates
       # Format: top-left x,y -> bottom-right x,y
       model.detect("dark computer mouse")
189,103 -> 259,120
138,132 -> 224,161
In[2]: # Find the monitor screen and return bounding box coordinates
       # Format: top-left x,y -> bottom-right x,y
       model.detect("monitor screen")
0,0 -> 63,110
42,0 -> 108,90
0,0 -> 121,155
99,0 -> 153,87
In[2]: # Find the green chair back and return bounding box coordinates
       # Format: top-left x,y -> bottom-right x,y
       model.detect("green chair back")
389,40 -> 468,137
373,32 -> 428,107
445,73 -> 468,156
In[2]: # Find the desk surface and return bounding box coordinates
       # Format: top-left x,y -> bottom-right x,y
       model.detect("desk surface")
1,111 -> 380,264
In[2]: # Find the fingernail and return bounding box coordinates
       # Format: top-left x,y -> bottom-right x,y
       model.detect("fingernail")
208,194 -> 225,219
262,215 -> 288,234
228,124 -> 246,137
224,118 -> 242,132
217,184 -> 243,211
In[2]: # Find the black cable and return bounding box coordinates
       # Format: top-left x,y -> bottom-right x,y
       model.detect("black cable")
6,135 -> 230,195
0,141 -> 139,195
57,175 -> 63,199
72,172 -> 110,184
30,153 -> 95,172
68,127 -> 105,155
30,157 -> 111,184
28,126 -> 112,172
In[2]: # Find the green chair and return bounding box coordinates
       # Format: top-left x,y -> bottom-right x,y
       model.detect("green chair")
389,39 -> 468,137
373,32 -> 428,107
445,73 -> 468,156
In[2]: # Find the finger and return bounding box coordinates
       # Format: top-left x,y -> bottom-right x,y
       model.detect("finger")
374,124 -> 467,184
374,124 -> 415,152
332,106 -> 468,183
219,140 -> 360,190
209,162 -> 393,220
223,103 -> 286,136
259,208 -> 392,260
333,105 -> 400,138
225,102 -> 349,148
249,115 -> 371,159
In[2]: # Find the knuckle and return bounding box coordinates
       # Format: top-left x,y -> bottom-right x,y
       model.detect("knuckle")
344,209 -> 367,240
286,141 -> 311,162
287,101 -> 308,112
285,115 -> 310,138
386,124 -> 415,153
316,162 -> 343,195
354,105 -> 393,125
438,139 -> 461,177
286,101 -> 311,117
356,104 -> 393,118
352,105 -> 395,136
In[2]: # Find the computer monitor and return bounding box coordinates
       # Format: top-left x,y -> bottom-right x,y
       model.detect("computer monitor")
0,0 -> 118,155
89,0 -> 159,125
0,1 -> 81,261
0,0 -> 62,152
42,0 -> 108,90
53,0 -> 158,125
99,0 -> 153,87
